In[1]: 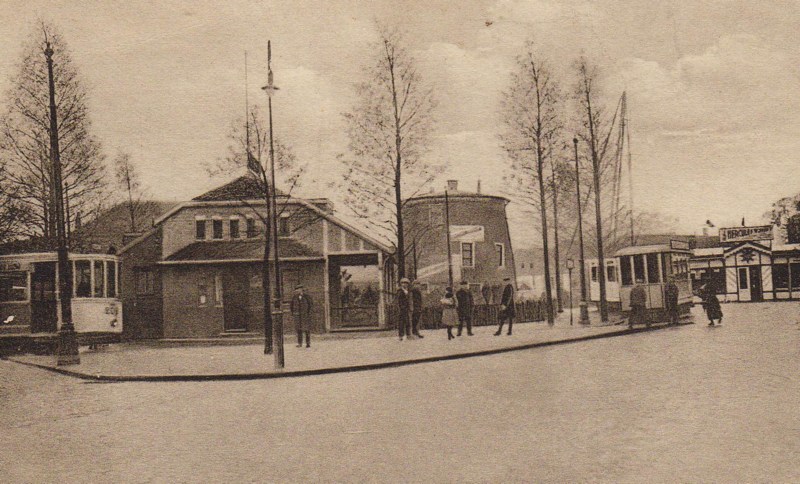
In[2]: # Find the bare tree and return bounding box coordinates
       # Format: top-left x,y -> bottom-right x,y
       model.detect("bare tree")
500,42 -> 563,325
0,161 -> 31,244
113,152 -> 147,233
0,21 -> 106,245
340,26 -> 438,281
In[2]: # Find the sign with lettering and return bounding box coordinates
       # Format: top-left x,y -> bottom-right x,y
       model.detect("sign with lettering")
0,260 -> 26,272
719,225 -> 773,243
450,225 -> 485,242
670,240 -> 690,251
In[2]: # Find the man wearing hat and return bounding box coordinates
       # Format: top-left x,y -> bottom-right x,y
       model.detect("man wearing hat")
290,284 -> 313,348
456,280 -> 474,336
397,278 -> 412,341
495,277 -> 516,336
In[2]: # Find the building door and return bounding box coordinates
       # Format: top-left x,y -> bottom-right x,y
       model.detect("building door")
750,266 -> 763,302
737,267 -> 751,302
223,272 -> 250,332
30,262 -> 57,333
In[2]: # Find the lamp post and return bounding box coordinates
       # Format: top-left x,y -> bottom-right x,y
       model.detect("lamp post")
45,41 -> 79,365
566,258 -> 574,326
573,138 -> 590,325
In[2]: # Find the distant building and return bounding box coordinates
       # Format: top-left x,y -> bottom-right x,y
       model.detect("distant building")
119,176 -> 393,339
402,180 -> 515,305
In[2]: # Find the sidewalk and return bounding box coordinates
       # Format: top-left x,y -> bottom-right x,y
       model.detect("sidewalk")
8,310 -> 687,382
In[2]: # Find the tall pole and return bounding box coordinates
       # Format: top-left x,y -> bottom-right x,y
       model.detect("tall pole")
573,138 -> 590,325
444,190 -> 453,289
567,266 -> 573,325
551,169 -> 563,313
46,41 -> 79,365
263,40 -> 283,369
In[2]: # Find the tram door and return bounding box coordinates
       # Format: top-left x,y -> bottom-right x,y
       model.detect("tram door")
750,267 -> 763,302
30,262 -> 57,333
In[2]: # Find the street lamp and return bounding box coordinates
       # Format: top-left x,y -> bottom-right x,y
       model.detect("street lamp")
573,138 -> 590,325
566,258 -> 574,326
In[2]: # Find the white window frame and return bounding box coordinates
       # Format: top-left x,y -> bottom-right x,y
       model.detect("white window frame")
461,242 -> 475,268
494,243 -> 505,268
195,216 -> 207,240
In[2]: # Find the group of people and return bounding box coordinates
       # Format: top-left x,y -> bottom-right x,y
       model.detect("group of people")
628,278 -> 723,327
397,277 -> 516,340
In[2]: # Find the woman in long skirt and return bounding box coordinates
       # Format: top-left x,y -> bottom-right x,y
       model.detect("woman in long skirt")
701,284 -> 723,326
440,287 -> 458,340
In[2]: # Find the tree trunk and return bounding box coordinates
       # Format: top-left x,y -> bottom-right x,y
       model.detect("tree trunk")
585,87 -> 609,322
552,173 -> 563,313
537,150 -> 554,325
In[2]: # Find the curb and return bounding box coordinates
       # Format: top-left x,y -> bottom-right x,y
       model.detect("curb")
5,322 -> 693,383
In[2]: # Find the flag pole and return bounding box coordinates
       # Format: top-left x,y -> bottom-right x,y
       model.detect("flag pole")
445,190 -> 453,289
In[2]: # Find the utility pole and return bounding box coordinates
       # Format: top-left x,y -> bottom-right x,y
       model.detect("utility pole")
573,138 -> 590,325
46,41 -> 79,365
445,190 -> 453,289
262,40 -> 284,369
551,168 -> 563,313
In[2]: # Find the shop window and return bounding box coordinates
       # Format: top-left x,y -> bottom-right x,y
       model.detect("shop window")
195,219 -> 206,240
773,264 -> 789,289
230,218 -> 240,239
108,262 -> 117,298
739,268 -> 748,290
136,269 -> 154,295
75,260 -> 91,297
495,243 -> 505,267
606,265 -> 617,282
461,242 -> 474,268
633,255 -> 646,284
791,263 -> 800,289
93,260 -> 105,297
646,253 -> 660,283
0,272 -> 27,302
620,256 -> 632,286
212,219 -> 223,239
591,266 -> 598,282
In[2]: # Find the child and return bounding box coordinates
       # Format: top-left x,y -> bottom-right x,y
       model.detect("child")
440,287 -> 458,340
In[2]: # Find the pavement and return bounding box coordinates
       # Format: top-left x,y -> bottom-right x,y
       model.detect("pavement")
7,308 -> 690,381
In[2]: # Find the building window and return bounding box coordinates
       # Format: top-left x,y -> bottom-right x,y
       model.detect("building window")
620,256 -> 633,286
246,217 -> 257,238
773,264 -> 789,289
739,267 -> 748,290
75,260 -> 92,297
196,219 -> 206,240
212,219 -> 223,239
214,274 -> 223,306
461,242 -> 474,268
230,218 -> 240,239
279,215 -> 290,236
0,271 -> 27,302
591,266 -> 598,282
607,265 -> 617,282
494,243 -> 505,267
136,269 -> 154,295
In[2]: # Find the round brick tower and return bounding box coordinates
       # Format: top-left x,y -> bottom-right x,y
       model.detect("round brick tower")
402,180 -> 516,304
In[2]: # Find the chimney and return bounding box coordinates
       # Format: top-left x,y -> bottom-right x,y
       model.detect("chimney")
447,180 -> 458,191
476,179 -> 481,194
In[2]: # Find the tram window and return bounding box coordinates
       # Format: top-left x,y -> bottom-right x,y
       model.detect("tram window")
661,253 -> 669,281
75,260 -> 91,297
646,253 -> 660,283
620,256 -> 632,285
108,262 -> 117,298
0,272 -> 27,302
633,255 -> 646,283
772,264 -> 788,289
93,260 -> 104,297
591,266 -> 598,282
606,265 -> 616,282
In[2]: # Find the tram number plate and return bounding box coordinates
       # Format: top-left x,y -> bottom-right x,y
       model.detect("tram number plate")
105,306 -> 119,315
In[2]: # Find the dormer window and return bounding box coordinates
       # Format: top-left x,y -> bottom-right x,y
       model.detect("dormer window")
246,217 -> 257,238
230,217 -> 240,239
279,214 -> 290,236
212,218 -> 223,239
195,217 -> 206,240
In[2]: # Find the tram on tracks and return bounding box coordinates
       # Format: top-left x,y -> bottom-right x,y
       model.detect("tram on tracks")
0,252 -> 122,345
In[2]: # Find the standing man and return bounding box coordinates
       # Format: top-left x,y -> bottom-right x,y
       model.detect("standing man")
290,284 -> 313,348
665,277 -> 680,325
397,278 -> 412,341
495,277 -> 516,336
410,280 -> 424,338
629,282 -> 648,329
456,280 -> 474,336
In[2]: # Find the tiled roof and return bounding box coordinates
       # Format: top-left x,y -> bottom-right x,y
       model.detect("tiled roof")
164,238 -> 322,262
192,176 -> 286,202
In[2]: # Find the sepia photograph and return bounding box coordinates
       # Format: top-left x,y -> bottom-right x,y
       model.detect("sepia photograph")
0,1 -> 798,482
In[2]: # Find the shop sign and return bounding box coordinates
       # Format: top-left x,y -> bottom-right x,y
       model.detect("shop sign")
0,260 -> 27,272
719,225 -> 773,243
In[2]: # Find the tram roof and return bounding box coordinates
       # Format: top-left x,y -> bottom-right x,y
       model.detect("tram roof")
614,244 -> 689,257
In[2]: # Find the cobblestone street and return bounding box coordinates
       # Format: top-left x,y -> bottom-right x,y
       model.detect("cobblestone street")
2,302 -> 799,482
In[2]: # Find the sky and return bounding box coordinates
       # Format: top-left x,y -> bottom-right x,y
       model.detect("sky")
0,0 -> 798,248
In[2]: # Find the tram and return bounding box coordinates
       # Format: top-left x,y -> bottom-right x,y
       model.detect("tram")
0,252 -> 122,342
615,240 -> 693,321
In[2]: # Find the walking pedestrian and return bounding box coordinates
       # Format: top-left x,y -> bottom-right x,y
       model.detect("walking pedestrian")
397,278 -> 412,341
495,277 -> 515,336
440,287 -> 458,340
411,279 -> 424,338
702,283 -> 723,326
629,282 -> 647,328
456,280 -> 474,336
665,278 -> 680,325
290,285 -> 313,348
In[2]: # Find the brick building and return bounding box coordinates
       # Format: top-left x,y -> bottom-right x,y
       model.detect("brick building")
119,176 -> 392,339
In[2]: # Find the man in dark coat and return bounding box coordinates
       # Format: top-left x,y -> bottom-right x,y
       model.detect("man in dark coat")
290,285 -> 313,348
665,278 -> 680,325
495,277 -> 515,336
397,278 -> 412,341
629,283 -> 648,328
410,280 -> 424,338
456,280 -> 474,336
